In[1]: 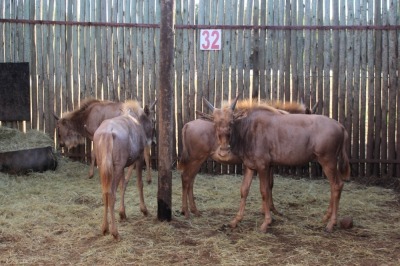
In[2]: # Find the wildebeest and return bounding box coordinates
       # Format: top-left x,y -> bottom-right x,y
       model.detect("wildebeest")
178,99 -> 315,219
54,99 -> 156,183
93,100 -> 155,240
197,96 -> 350,233
0,146 -> 57,175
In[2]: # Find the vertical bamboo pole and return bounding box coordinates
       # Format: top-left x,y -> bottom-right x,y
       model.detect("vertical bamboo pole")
143,0 -> 150,103
175,0 -> 183,162
387,0 -> 397,177
264,0 -> 273,99
242,0 -> 252,99
352,0 -> 361,176
373,0 -> 382,176
272,0 -> 279,100
23,0 -> 32,130
304,0 -> 311,109
297,0 -> 305,103
366,0 -> 375,176
380,0 -> 389,176
123,0 -> 131,100
283,0 -> 290,102
359,0 -> 368,177
236,0 -> 244,96
331,0 -> 339,121
117,0 -> 125,101
188,0 -> 195,122
258,0 -> 266,100
181,0 -> 190,158
36,0 -> 44,130
79,0 -> 86,99
323,0 -> 330,116
130,0 -> 138,99
47,1 -> 55,136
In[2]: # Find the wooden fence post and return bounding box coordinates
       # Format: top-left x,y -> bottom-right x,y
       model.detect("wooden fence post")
157,0 -> 174,222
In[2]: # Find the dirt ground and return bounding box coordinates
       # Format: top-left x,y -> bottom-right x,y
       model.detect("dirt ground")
1,156 -> 400,265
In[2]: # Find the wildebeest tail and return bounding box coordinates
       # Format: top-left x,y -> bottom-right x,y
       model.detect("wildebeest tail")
177,124 -> 189,171
338,129 -> 350,181
96,133 -> 114,190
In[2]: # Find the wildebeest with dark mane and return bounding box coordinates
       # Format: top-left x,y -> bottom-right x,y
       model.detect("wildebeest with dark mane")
54,98 -> 156,183
0,146 -> 58,175
195,96 -> 349,233
93,100 -> 155,240
178,99 -> 315,219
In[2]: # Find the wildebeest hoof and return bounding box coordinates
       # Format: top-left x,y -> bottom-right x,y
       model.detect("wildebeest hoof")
218,224 -> 232,232
229,220 -> 239,229
112,233 -> 121,241
102,227 -> 109,236
141,209 -> 149,216
119,212 -> 127,220
193,211 -> 201,217
259,221 -> 271,233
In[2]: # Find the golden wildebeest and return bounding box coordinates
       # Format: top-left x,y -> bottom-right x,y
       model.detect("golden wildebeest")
196,96 -> 349,233
178,99 -> 317,220
54,98 -> 156,183
93,100 -> 156,240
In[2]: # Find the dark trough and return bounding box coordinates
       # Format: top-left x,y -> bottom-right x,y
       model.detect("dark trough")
0,146 -> 58,175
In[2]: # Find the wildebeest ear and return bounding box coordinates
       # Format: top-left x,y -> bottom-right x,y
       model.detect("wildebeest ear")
196,110 -> 214,121
53,113 -> 60,120
233,110 -> 247,120
144,105 -> 150,116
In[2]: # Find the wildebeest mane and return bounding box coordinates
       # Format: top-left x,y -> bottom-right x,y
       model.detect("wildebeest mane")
61,98 -> 107,136
62,98 -> 102,120
230,114 -> 257,158
122,100 -> 141,116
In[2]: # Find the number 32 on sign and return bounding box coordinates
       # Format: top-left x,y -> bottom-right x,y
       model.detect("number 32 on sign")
200,29 -> 221,51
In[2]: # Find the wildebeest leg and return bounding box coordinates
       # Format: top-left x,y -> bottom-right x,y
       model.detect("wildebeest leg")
321,160 -> 344,232
264,167 -> 280,215
120,164 -> 134,219
230,167 -> 254,229
136,160 -> 148,216
259,167 -> 273,233
144,145 -> 152,184
108,182 -> 120,240
117,167 -> 128,220
101,192 -> 109,236
88,149 -> 95,179
181,159 -> 205,218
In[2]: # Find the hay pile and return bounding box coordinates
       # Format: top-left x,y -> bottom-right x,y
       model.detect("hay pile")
0,128 -> 399,265
0,126 -> 54,152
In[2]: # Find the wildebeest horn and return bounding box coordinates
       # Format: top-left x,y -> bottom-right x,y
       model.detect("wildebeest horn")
311,101 -> 319,114
230,95 -> 240,110
203,97 -> 215,112
150,99 -> 157,110
53,113 -> 60,120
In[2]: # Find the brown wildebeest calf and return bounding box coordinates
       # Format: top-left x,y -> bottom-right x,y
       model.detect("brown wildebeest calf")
199,96 -> 350,233
93,100 -> 155,240
55,98 -> 155,183
178,99 -> 316,219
